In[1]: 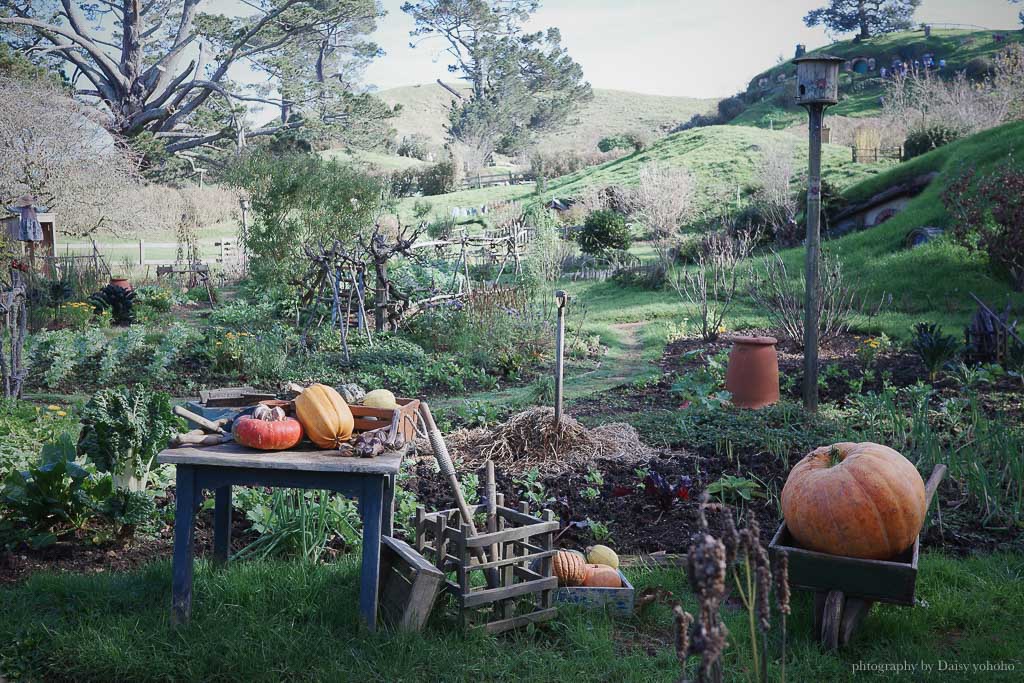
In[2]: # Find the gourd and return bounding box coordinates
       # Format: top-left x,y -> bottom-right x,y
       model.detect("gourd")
363,389 -> 399,410
294,384 -> 354,449
586,544 -> 619,570
553,550 -> 588,586
781,441 -> 926,560
232,405 -> 303,451
582,564 -> 622,588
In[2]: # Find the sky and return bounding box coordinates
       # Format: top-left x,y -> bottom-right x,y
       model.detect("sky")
362,0 -> 1023,98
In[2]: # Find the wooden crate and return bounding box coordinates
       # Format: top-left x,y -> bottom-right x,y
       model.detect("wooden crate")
378,536 -> 445,631
554,571 -> 634,617
415,499 -> 559,634
350,398 -> 420,443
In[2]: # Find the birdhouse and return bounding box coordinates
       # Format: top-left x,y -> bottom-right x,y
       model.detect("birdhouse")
793,55 -> 844,106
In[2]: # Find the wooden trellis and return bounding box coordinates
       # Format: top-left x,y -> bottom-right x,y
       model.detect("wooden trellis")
0,270 -> 28,398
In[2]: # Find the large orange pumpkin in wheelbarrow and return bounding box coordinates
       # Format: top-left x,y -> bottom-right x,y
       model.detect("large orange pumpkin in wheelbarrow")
781,442 -> 926,560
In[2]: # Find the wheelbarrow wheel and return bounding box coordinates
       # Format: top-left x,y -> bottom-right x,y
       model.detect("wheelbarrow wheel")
815,590 -> 874,650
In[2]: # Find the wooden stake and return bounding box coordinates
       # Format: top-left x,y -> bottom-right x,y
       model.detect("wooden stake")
554,291 -> 569,425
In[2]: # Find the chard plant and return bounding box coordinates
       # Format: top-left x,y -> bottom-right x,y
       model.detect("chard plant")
78,386 -> 179,492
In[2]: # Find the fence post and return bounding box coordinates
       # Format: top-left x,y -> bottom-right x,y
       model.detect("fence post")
138,240 -> 145,266
554,291 -> 569,426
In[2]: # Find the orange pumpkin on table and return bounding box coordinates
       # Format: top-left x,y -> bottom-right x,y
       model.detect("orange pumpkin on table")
781,441 -> 926,560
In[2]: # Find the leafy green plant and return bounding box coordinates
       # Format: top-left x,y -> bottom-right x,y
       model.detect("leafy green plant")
78,386 -> 179,492
910,322 -> 961,381
89,284 -> 136,326
235,489 -> 361,562
454,400 -> 500,428
586,518 -> 613,544
706,475 -> 764,505
0,433 -> 112,548
514,467 -> 554,509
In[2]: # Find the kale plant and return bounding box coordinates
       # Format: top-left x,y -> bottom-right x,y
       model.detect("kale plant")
90,284 -> 137,326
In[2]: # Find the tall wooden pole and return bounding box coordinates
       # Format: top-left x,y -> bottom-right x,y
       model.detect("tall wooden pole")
802,103 -> 825,412
554,290 -> 568,425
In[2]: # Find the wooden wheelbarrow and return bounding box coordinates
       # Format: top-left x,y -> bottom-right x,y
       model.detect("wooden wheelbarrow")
768,464 -> 946,650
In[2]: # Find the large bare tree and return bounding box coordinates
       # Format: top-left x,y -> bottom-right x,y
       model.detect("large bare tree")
1,0 -> 387,154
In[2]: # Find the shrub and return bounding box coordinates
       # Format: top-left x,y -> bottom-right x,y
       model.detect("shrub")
716,96 -> 746,122
746,250 -> 859,346
965,57 -> 993,81
943,162 -> 1024,291
598,132 -> 647,153
903,125 -> 961,160
387,167 -> 420,198
576,209 -> 631,256
396,133 -> 434,161
671,231 -> 753,341
419,161 -> 457,196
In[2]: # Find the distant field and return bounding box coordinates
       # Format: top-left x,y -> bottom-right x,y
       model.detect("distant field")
373,83 -> 714,153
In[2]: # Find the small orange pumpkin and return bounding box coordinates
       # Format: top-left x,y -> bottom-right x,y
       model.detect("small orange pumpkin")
582,564 -> 622,588
294,384 -> 354,449
781,441 -> 926,560
553,550 -> 587,586
232,405 -> 303,451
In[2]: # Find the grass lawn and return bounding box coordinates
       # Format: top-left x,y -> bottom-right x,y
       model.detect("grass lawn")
1,552 -> 1020,682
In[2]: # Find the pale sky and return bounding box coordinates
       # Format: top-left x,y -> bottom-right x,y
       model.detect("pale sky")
363,0 -> 1022,98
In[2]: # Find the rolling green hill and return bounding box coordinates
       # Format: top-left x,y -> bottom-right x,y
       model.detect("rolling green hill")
398,124 -> 891,222
732,28 -> 1024,130
374,83 -> 714,153
775,120 -> 1024,328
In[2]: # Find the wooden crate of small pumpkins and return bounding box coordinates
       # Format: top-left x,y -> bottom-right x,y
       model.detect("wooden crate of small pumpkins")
415,497 -> 559,634
552,546 -> 634,617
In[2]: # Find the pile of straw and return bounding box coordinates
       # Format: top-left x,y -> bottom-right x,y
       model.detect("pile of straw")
445,407 -> 651,474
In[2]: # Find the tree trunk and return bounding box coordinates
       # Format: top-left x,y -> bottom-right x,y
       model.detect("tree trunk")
857,0 -> 871,39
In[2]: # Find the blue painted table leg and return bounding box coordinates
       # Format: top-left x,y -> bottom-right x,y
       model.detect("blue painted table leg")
171,465 -> 199,626
359,476 -> 384,632
213,485 -> 232,566
382,474 -> 395,537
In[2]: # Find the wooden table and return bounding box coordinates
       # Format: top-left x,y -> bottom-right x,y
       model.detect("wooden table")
157,443 -> 401,632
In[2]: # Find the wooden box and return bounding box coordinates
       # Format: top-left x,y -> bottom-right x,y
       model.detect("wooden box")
554,570 -> 634,617
415,499 -> 559,634
350,398 -> 420,443
378,536 -> 445,631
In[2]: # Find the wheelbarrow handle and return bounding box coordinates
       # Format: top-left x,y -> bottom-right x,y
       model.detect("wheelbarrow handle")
924,464 -> 947,510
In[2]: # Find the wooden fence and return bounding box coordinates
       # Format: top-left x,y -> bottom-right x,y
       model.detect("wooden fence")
458,171 -> 534,190
55,237 -> 241,267
852,146 -> 903,163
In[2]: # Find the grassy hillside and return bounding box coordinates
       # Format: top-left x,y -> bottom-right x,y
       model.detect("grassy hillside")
732,28 -> 1024,129
399,124 -> 891,221
374,83 -> 713,153
775,120 -> 1024,328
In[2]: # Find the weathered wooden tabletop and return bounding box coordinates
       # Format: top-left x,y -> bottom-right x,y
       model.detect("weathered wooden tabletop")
157,442 -> 403,475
